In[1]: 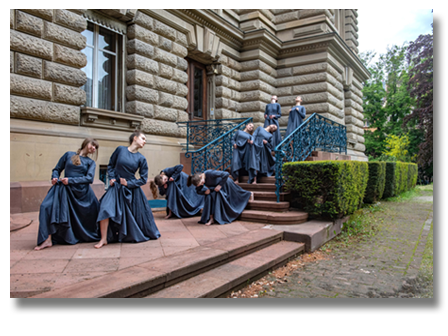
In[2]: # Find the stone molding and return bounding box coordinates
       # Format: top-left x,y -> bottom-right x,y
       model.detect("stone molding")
80,107 -> 144,131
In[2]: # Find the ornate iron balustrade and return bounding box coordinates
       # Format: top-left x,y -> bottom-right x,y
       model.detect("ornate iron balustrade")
274,113 -> 347,202
185,118 -> 253,174
177,118 -> 251,152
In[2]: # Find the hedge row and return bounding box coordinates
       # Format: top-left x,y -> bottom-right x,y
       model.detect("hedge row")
283,160 -> 368,219
283,160 -> 418,218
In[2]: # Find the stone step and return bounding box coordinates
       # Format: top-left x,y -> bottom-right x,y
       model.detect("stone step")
252,191 -> 290,202
240,209 -> 308,225
238,183 -> 276,192
145,241 -> 305,298
246,200 -> 290,212
30,229 -> 283,298
239,176 -> 276,184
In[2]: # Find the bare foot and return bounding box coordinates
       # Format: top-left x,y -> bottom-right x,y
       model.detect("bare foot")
205,220 -> 212,226
94,240 -> 108,249
34,238 -> 52,251
250,192 -> 254,201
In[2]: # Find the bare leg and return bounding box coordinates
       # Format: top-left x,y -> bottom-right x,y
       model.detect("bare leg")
251,174 -> 257,185
165,208 -> 172,219
205,215 -> 213,226
34,235 -> 52,251
250,192 -> 254,202
94,218 -> 109,249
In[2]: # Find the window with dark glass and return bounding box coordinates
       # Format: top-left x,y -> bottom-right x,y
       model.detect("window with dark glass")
187,58 -> 207,120
81,22 -> 123,111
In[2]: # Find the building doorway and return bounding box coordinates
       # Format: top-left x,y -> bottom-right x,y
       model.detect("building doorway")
186,58 -> 207,121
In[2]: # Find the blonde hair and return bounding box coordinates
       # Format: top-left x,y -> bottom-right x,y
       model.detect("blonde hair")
71,138 -> 99,166
149,172 -> 166,199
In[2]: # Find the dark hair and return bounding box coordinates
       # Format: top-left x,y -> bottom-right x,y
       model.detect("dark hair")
129,130 -> 144,145
71,138 -> 99,166
150,172 -> 167,199
187,173 -> 202,187
245,122 -> 255,135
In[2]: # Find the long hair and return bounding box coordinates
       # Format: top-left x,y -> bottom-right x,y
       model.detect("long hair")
129,130 -> 144,145
187,173 -> 202,187
71,138 -> 99,166
149,173 -> 165,199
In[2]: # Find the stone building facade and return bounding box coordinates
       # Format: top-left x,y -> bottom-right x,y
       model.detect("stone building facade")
10,9 -> 369,210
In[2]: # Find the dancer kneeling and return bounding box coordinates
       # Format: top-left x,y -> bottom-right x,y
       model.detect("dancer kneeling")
35,138 -> 100,250
230,122 -> 255,184
249,125 -> 277,184
150,164 -> 204,219
187,170 -> 254,225
95,130 -> 161,249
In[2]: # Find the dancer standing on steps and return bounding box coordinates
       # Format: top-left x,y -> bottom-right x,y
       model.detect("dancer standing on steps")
263,95 -> 282,149
284,96 -> 306,138
94,130 -> 160,249
187,170 -> 254,225
249,124 -> 277,184
34,138 -> 100,251
150,164 -> 204,219
230,122 -> 256,184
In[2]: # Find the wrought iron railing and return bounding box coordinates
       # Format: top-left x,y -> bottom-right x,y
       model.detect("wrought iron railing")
274,113 -> 347,202
177,118 -> 251,152
184,117 -> 254,174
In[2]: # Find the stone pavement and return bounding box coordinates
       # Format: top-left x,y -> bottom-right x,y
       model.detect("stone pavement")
261,189 -> 434,298
10,211 -> 265,298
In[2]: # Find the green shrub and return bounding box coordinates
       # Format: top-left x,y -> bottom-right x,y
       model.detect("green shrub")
383,162 -> 397,198
364,162 -> 386,203
397,162 -> 409,194
283,160 -> 368,219
408,163 -> 418,189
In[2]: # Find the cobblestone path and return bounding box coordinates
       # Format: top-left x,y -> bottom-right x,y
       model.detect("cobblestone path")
263,190 -> 433,298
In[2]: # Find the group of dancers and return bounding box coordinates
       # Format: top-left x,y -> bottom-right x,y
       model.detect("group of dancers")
33,95 -> 305,251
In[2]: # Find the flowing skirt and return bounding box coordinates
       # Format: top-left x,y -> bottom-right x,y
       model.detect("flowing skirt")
97,183 -> 160,243
165,172 -> 204,218
37,183 -> 99,246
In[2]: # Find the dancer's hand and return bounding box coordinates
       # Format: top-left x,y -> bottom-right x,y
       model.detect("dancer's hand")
249,140 -> 253,144
120,178 -> 128,186
205,189 -> 210,195
164,184 -> 168,189
264,114 -> 267,119
51,178 -> 58,185
270,115 -> 274,119
234,144 -> 237,149
215,185 -> 222,192
110,179 -> 116,186
169,177 -> 174,182
263,140 -> 267,144
60,178 -> 69,185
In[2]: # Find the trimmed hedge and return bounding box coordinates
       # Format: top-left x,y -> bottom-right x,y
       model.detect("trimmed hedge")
382,162 -> 419,199
283,160 -> 368,219
364,162 -> 386,204
383,162 -> 397,198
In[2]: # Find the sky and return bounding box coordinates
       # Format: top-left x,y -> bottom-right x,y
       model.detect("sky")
358,8 -> 433,59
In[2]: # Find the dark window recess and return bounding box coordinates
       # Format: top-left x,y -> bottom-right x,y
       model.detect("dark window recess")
99,165 -> 108,189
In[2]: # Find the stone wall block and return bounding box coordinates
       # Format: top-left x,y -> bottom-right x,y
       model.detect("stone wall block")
345,116 -> 364,128
10,74 -> 52,101
217,64 -> 232,77
126,54 -> 159,75
175,31 -> 188,48
154,105 -> 177,122
240,80 -> 275,94
54,9 -> 87,32
238,101 -> 265,113
142,118 -> 182,137
277,72 -> 327,87
10,29 -> 53,60
172,96 -> 188,110
231,69 -> 241,81
275,11 -> 299,24
16,11 -> 43,37
153,48 -> 177,68
43,61 -> 87,87
10,95 -> 79,125
172,68 -> 188,84
215,86 -> 232,99
345,98 -> 363,112
16,53 -> 42,78
357,135 -> 365,143
176,57 -> 188,71
126,69 -> 154,88
299,9 -> 333,19
126,85 -> 159,104
159,63 -> 174,79
276,86 -> 292,96
20,9 -> 53,21
134,11 -> 154,31
43,22 -> 86,50
238,111 -> 264,123
53,44 -> 87,68
158,36 -> 173,52
154,76 -> 178,94
345,90 -> 363,106
177,110 -> 189,122
158,91 -> 174,107
153,20 -> 176,41
125,101 -> 154,118
215,75 -> 228,88
214,108 -> 233,119
227,57 -> 242,71
346,125 -> 364,136
127,24 -> 159,46
176,83 -> 188,97
10,51 -> 14,73
215,98 -> 229,109
127,39 -> 155,59
172,42 -> 188,58
53,83 -> 86,105
10,9 -> 14,29
276,68 -> 292,78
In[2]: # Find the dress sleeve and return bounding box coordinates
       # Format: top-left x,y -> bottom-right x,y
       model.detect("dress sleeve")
51,152 -> 69,179
211,170 -> 229,187
274,103 -> 282,119
107,147 -> 121,180
196,185 -> 209,195
299,106 -> 306,119
265,136 -> 273,150
171,165 -> 183,181
231,131 -> 238,146
158,185 -> 167,196
126,156 -> 148,189
67,160 -> 96,185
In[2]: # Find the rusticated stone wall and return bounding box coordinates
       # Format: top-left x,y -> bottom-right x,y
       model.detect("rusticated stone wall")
214,55 -> 242,120
10,9 -> 87,125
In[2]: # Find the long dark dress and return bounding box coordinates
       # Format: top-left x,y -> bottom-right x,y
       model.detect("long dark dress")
196,170 -> 251,225
263,102 -> 282,149
251,126 -> 276,178
284,105 -> 306,138
230,130 -> 256,181
158,164 -> 204,218
97,146 -> 160,243
37,152 -> 99,246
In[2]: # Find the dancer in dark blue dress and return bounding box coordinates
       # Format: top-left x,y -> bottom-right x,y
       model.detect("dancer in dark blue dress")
94,131 -> 160,248
250,125 -> 277,183
187,170 -> 253,225
263,95 -> 282,149
150,164 -> 204,219
230,122 -> 255,183
34,138 -> 100,250
285,96 -> 306,138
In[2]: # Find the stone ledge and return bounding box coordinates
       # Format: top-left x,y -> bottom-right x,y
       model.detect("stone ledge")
80,107 -> 145,132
